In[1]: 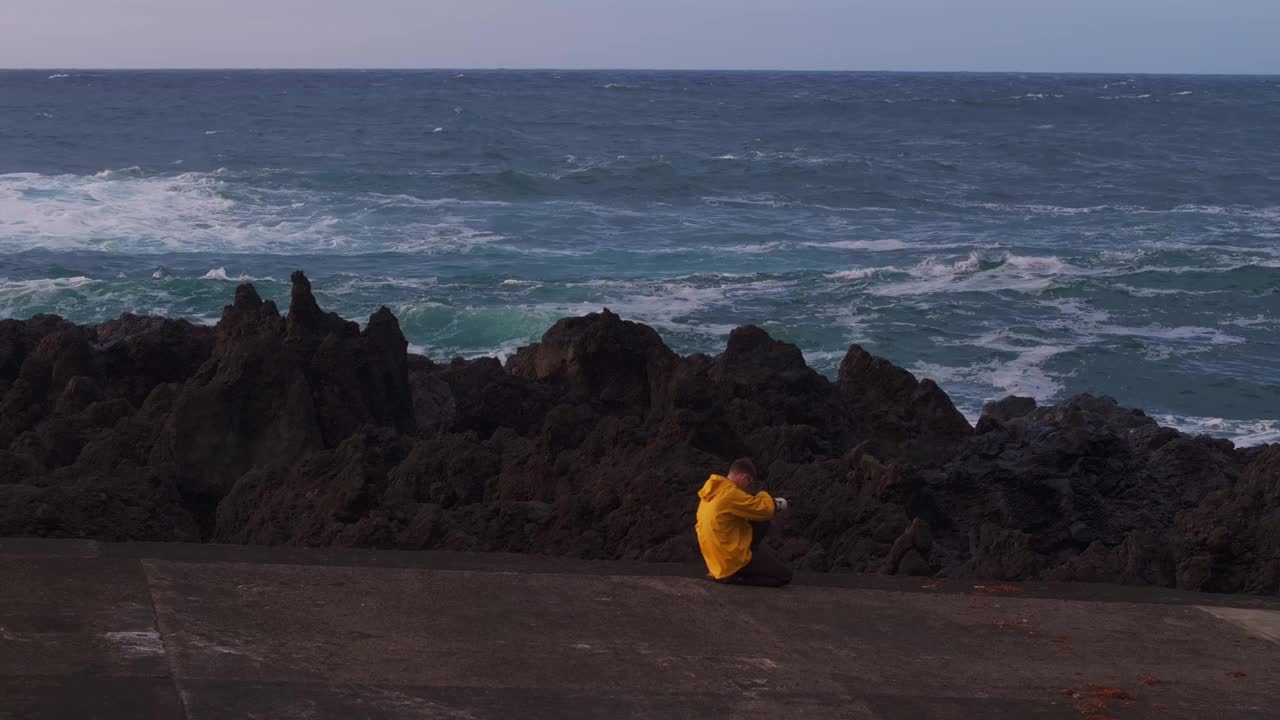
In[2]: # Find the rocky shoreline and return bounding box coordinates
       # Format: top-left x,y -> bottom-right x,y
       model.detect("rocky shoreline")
1,272 -> 1275,594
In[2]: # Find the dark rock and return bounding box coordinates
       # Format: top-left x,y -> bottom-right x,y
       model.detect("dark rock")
837,345 -> 972,461
0,275 -> 1272,594
507,308 -> 677,412
981,396 -> 1037,424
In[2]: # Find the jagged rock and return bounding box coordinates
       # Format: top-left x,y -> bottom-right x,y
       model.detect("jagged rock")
0,274 -> 1273,594
982,396 -> 1037,424
837,345 -> 972,461
507,308 -> 677,412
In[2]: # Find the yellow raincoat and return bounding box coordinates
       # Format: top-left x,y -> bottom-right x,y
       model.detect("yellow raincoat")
695,474 -> 777,579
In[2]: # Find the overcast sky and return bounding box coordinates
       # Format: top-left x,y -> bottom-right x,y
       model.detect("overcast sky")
2,0 -> 1278,74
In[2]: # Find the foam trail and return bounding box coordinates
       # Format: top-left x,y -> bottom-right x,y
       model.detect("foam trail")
1154,415 -> 1280,447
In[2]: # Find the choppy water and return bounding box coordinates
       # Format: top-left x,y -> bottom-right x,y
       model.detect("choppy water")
2,70 -> 1278,444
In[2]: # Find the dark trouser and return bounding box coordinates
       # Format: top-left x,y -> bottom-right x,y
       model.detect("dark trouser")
718,521 -> 793,588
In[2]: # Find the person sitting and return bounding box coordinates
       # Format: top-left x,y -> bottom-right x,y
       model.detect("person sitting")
694,457 -> 793,587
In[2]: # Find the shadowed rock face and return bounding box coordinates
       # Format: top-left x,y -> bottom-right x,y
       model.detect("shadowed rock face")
0,273 -> 1275,594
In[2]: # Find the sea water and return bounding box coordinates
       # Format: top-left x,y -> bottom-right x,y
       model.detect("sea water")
2,70 -> 1277,444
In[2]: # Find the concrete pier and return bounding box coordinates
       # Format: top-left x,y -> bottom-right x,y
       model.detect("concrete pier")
1,539 -> 1276,719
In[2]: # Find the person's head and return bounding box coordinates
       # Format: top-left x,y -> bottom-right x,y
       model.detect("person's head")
727,457 -> 758,490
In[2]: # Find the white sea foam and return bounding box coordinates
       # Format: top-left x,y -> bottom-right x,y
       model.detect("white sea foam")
1093,324 -> 1245,346
965,202 -> 1137,216
1113,284 -> 1221,297
910,338 -> 1071,407
826,267 -> 882,280
0,276 -> 96,295
200,268 -> 266,282
1170,91 -> 1194,96
823,239 -> 912,251
1154,415 -> 1280,447
48,73 -> 71,79
702,194 -> 787,208
0,170 -> 506,255
0,276 -> 98,318
204,130 -> 219,135
1223,315 -> 1277,328
724,241 -> 787,254
93,166 -> 142,179
873,252 -> 1074,297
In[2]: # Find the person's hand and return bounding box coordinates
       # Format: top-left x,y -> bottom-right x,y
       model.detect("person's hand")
774,497 -> 789,512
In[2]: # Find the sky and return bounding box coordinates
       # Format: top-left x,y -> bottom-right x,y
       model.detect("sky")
2,0 -> 1278,74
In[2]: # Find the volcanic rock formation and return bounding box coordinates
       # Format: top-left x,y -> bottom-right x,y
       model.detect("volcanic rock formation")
0,272 -> 1275,594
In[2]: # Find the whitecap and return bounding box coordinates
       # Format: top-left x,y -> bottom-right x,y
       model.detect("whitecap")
0,170 -> 508,255
823,239 -> 912,251
433,127 -> 444,133
0,276 -> 95,295
204,130 -> 219,135
1170,91 -> 1193,96
1092,324 -> 1245,346
702,194 -> 786,208
871,252 -> 1086,297
1154,415 -> 1280,447
724,241 -> 787,254
826,267 -> 883,280
200,268 -> 259,282
93,166 -> 142,179
47,73 -> 70,79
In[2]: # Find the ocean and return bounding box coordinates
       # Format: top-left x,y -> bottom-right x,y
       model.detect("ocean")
2,70 -> 1278,445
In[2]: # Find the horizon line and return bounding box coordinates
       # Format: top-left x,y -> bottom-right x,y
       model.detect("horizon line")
4,66 -> 1279,78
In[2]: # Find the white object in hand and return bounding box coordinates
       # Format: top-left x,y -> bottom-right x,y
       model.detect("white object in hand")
774,497 -> 789,512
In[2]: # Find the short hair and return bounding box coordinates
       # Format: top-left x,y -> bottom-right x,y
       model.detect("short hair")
728,457 -> 758,479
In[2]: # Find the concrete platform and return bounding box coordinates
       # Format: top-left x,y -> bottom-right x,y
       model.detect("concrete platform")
1,540 -> 1277,719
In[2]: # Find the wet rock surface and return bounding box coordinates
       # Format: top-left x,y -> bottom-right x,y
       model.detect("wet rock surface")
0,272 -> 1274,594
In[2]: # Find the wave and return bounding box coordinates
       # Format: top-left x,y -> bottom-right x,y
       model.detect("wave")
822,239 -> 912,251
0,169 -> 507,255
93,166 -> 143,180
0,276 -> 95,295
199,268 -> 272,282
872,252 -> 1074,297
910,339 -> 1073,409
826,268 -> 881,280
701,194 -> 787,208
723,241 -> 788,254
47,73 -> 71,79
1154,415 -> 1280,448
